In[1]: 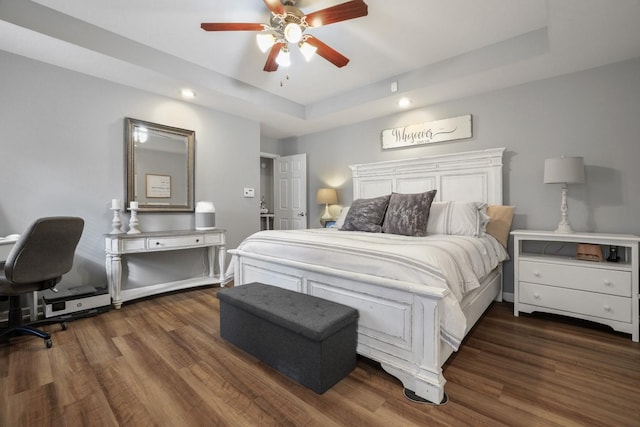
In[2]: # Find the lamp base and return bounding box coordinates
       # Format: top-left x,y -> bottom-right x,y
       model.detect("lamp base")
554,222 -> 574,234
554,185 -> 575,234
320,204 -> 333,227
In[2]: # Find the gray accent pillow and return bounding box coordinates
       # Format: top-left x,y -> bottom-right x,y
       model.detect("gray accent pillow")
382,190 -> 437,236
340,194 -> 391,232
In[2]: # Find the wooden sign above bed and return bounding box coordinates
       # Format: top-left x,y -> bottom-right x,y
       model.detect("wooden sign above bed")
381,114 -> 472,150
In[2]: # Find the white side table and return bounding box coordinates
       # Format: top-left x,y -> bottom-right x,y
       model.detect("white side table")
511,230 -> 639,342
260,213 -> 274,230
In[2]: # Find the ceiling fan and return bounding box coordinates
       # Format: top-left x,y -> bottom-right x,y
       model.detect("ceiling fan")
201,0 -> 368,72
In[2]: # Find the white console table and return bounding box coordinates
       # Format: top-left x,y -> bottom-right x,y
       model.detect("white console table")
105,229 -> 226,309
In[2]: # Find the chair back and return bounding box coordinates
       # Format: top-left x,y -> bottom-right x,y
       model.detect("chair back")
4,217 -> 84,284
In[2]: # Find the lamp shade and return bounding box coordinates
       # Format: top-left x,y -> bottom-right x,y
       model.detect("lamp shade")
543,156 -> 585,184
275,48 -> 290,67
316,188 -> 338,205
256,33 -> 275,53
299,41 -> 317,61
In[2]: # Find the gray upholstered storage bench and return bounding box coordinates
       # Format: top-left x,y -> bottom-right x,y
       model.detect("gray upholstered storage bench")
217,282 -> 359,394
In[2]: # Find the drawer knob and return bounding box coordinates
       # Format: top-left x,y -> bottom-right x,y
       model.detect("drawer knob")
604,305 -> 612,312
196,239 -> 200,243
533,271 -> 541,278
603,280 -> 612,287
533,292 -> 541,300
156,242 -> 160,246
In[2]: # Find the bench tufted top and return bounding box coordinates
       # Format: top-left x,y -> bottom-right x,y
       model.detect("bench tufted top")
217,282 -> 359,341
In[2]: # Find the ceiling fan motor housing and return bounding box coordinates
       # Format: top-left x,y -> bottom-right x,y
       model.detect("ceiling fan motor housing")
270,4 -> 306,44
271,6 -> 304,26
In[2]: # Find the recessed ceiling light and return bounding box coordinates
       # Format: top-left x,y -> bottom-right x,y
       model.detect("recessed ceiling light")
181,88 -> 196,99
398,97 -> 411,108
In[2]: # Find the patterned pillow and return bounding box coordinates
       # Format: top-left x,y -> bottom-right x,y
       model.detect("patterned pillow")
340,195 -> 391,232
382,190 -> 437,236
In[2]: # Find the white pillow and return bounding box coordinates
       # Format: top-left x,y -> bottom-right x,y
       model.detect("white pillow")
426,201 -> 489,237
335,206 -> 350,229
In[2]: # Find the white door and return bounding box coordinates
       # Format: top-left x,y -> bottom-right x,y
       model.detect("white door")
274,154 -> 307,230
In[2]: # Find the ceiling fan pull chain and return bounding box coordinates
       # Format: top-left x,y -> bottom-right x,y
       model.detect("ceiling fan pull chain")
280,72 -> 291,87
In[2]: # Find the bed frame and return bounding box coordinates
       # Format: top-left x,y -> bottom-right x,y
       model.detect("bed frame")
229,147 -> 506,403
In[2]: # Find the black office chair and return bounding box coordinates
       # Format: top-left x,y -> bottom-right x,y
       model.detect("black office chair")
0,216 -> 84,348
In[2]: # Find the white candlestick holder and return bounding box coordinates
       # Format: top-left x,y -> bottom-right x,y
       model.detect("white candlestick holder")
127,207 -> 141,234
110,207 -> 124,234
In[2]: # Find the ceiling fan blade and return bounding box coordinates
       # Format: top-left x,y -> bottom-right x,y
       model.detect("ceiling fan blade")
304,36 -> 349,68
305,0 -> 368,28
263,0 -> 286,15
201,23 -> 265,31
264,44 -> 283,72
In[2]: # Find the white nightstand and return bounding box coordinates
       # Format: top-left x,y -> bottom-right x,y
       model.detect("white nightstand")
511,230 -> 639,342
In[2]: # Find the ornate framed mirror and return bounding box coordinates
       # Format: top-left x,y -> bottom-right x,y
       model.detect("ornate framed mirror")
125,118 -> 195,212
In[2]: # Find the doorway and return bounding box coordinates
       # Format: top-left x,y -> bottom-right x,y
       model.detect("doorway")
259,153 -> 308,230
260,154 -> 275,231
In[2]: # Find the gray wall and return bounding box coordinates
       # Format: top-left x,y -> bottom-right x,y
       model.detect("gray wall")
281,56 -> 640,297
0,51 -> 261,291
3,48 -> 638,298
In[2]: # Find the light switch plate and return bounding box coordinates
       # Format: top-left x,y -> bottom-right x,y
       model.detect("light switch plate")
243,187 -> 255,198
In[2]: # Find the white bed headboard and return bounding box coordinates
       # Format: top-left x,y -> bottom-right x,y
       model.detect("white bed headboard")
349,148 -> 505,205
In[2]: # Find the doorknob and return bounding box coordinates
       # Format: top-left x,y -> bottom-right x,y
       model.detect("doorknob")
298,212 -> 305,216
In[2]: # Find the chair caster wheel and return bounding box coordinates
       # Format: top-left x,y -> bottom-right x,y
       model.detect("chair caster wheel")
45,338 -> 53,348
61,322 -> 68,331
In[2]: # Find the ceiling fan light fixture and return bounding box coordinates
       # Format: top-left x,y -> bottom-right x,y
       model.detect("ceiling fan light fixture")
299,41 -> 317,61
276,47 -> 291,67
256,33 -> 275,53
283,22 -> 302,43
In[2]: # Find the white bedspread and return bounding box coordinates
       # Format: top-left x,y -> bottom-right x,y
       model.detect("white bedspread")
230,229 -> 509,349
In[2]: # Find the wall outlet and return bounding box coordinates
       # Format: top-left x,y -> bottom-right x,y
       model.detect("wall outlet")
243,187 -> 255,198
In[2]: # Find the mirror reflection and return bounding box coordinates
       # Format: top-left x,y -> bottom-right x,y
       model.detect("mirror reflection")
125,118 -> 195,212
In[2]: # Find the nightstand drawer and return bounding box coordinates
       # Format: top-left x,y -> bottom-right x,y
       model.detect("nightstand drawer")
519,260 -> 631,297
519,282 -> 631,323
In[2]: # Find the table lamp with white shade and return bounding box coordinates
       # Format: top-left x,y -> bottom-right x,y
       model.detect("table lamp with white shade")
316,188 -> 338,226
544,156 -> 585,233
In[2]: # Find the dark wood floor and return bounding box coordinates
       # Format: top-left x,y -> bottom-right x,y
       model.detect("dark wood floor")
1,286 -> 639,426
